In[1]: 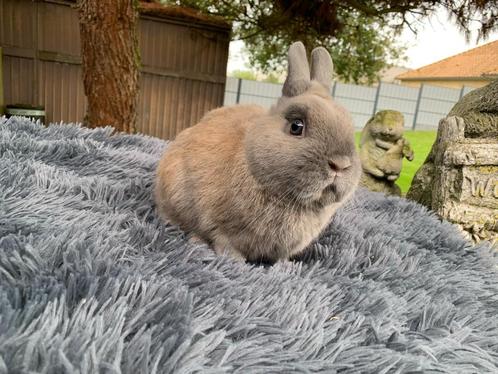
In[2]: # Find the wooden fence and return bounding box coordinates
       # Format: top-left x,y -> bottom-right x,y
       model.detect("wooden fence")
0,0 -> 230,139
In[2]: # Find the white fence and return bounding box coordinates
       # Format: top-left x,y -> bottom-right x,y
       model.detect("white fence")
223,77 -> 474,130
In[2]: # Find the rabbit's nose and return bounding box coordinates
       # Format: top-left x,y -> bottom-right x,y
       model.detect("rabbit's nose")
329,157 -> 352,173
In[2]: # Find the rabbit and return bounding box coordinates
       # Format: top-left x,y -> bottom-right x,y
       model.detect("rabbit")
154,42 -> 361,263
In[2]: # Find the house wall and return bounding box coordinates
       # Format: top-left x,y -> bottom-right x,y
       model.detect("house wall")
0,0 -> 230,139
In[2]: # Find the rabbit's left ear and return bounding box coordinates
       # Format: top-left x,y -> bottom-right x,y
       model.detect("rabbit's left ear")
310,47 -> 333,93
282,42 -> 311,97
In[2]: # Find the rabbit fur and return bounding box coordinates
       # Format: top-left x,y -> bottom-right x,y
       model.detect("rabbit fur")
155,42 -> 361,263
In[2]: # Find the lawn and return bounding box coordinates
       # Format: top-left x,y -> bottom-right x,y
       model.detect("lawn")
355,131 -> 437,195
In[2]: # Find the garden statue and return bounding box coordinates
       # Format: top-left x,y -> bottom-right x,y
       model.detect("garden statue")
407,79 -> 498,245
359,110 -> 414,196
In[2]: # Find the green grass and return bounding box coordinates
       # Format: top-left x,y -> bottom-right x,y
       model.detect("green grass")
355,131 -> 437,195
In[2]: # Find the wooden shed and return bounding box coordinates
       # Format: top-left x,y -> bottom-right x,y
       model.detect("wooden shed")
0,0 -> 231,139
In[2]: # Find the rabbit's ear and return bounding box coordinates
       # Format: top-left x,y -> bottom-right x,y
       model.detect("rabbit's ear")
310,47 -> 333,93
282,42 -> 310,97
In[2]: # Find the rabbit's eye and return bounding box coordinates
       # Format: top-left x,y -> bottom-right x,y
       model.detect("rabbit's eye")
290,119 -> 304,136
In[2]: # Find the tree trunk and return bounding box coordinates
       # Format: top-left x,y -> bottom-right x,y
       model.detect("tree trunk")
78,0 -> 139,133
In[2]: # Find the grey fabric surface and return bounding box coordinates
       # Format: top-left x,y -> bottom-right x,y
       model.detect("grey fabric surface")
0,116 -> 497,374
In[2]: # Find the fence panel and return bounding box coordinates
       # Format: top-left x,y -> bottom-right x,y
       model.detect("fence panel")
376,83 -> 419,128
422,85 -> 461,101
414,85 -> 462,129
223,78 -> 477,130
462,86 -> 474,96
238,80 -> 280,107
223,76 -> 239,106
333,83 -> 376,127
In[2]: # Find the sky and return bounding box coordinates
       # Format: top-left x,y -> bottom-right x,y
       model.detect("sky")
227,8 -> 498,73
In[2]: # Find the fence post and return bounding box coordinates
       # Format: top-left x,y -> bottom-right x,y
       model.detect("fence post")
331,81 -> 337,98
459,85 -> 466,99
235,78 -> 242,104
412,83 -> 424,130
372,82 -> 382,114
0,47 -> 3,115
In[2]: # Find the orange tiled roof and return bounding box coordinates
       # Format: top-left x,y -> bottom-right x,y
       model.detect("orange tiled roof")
397,40 -> 498,80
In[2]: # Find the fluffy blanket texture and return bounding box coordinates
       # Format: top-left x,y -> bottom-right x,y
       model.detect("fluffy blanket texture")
1,117 -> 497,374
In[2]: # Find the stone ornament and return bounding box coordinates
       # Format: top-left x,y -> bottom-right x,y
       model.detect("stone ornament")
407,79 -> 498,245
359,110 -> 414,196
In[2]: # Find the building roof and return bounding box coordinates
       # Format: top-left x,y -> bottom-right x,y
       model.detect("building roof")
379,66 -> 410,83
397,39 -> 498,81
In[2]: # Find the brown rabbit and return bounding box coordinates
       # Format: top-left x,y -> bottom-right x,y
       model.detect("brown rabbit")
155,42 -> 361,263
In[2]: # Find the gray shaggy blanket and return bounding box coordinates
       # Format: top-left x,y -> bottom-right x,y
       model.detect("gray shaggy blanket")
1,116 -> 497,374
